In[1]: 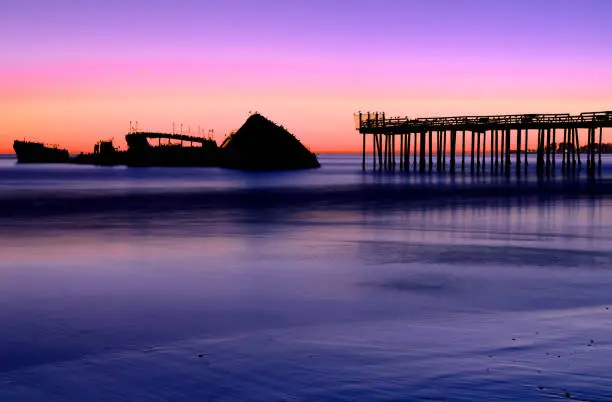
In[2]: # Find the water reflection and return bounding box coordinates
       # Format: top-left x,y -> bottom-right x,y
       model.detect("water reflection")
1,158 -> 612,400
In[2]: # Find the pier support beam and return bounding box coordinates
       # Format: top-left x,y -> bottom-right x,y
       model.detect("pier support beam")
420,130 -> 426,172
599,127 -> 603,173
476,131 -> 481,172
405,134 -> 409,170
382,134 -> 386,169
495,130 -> 499,171
576,128 -> 583,169
372,134 -> 377,169
436,131 -> 442,172
552,128 -> 557,171
428,130 -> 433,172
392,135 -> 396,169
587,128 -> 592,174
490,129 -> 494,169
505,129 -> 511,175
383,135 -> 388,170
516,129 -> 522,173
461,130 -> 466,172
414,132 -> 418,170
470,131 -> 475,173
500,130 -> 505,171
390,134 -> 394,170
537,129 -> 544,174
482,131 -> 486,173
443,130 -> 447,170
546,128 -> 551,172
371,134 -> 375,170
450,130 -> 457,173
588,127 -> 596,176
562,128 -> 567,173
592,127 -> 597,175
379,134 -> 383,169
362,133 -> 366,170
385,135 -> 390,170
524,129 -> 528,170
571,128 -> 577,168
399,134 -> 403,171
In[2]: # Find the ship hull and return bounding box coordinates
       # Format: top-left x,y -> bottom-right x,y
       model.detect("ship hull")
13,140 -> 70,163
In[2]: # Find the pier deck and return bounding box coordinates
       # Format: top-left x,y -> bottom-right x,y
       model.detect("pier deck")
356,111 -> 612,176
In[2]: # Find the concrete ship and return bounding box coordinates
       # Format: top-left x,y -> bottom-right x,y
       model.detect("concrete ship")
11,114 -> 320,170
13,140 -> 70,163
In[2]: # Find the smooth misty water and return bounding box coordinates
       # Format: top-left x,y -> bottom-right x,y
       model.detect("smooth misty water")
1,154 -> 612,401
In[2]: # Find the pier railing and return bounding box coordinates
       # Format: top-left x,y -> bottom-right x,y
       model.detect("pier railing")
356,111 -> 612,132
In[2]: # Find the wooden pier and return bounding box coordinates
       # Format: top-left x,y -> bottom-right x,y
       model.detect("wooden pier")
356,111 -> 612,176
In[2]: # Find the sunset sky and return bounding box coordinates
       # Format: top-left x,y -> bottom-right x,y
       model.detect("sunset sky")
1,0 -> 611,153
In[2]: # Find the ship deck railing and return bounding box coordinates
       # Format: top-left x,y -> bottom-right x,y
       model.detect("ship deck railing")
128,131 -> 214,144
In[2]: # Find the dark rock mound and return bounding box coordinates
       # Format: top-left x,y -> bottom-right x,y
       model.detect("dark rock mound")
220,114 -> 320,170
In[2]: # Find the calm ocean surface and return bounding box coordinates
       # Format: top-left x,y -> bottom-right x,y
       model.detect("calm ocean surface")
1,154 -> 612,401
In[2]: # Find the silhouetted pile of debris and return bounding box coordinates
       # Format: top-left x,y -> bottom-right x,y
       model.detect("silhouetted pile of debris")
220,114 -> 320,170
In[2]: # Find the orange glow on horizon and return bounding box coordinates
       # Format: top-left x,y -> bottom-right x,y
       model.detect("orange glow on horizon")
3,96 -> 612,156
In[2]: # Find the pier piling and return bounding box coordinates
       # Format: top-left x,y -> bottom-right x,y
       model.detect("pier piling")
470,131 -> 475,173
461,130 -> 466,172
450,130 -> 457,173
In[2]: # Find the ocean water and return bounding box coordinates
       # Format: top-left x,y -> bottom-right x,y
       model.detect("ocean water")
1,154 -> 612,401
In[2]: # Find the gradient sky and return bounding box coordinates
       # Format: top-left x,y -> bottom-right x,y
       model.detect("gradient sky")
1,0 -> 612,153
